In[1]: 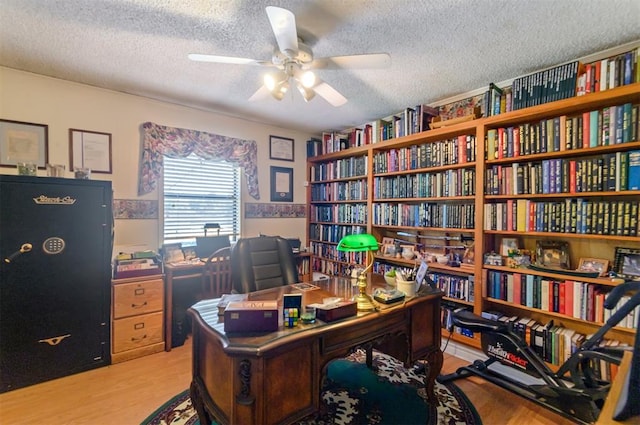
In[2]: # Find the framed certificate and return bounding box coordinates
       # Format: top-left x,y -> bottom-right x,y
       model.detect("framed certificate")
269,135 -> 294,161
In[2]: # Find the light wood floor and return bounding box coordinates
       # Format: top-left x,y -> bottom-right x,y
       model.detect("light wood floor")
0,339 -> 579,425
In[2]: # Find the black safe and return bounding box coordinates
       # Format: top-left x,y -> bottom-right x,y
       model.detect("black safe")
0,175 -> 113,392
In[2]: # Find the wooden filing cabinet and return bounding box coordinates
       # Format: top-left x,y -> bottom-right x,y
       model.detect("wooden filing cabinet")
111,274 -> 165,363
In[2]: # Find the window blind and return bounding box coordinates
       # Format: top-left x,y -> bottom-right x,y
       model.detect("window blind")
163,154 -> 240,244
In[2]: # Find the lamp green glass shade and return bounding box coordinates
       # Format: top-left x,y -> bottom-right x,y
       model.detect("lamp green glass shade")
337,233 -> 379,252
336,233 -> 379,311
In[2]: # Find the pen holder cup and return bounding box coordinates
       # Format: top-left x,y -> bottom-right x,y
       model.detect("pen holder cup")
396,279 -> 418,297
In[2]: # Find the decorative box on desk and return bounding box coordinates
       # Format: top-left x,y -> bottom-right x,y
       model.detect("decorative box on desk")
111,274 -> 165,363
223,301 -> 279,333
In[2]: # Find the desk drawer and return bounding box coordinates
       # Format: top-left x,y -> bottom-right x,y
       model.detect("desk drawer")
113,311 -> 163,353
113,278 -> 163,318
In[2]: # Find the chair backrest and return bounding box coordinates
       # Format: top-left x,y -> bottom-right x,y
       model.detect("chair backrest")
201,246 -> 232,298
231,235 -> 299,293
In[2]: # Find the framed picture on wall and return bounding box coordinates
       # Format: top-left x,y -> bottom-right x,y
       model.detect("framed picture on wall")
270,166 -> 293,202
269,135 -> 294,161
0,119 -> 49,168
69,128 -> 112,173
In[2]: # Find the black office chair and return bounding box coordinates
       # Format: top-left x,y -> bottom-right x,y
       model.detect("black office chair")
231,235 -> 299,293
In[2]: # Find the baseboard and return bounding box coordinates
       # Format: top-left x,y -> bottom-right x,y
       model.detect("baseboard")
441,340 -> 488,364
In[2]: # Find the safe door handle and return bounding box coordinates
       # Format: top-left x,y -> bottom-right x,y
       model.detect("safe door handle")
4,243 -> 33,263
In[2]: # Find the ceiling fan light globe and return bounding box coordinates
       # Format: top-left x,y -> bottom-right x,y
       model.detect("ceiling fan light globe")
264,74 -> 277,91
300,70 -> 316,88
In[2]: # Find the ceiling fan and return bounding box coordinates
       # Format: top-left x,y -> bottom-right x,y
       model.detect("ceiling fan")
188,6 -> 391,106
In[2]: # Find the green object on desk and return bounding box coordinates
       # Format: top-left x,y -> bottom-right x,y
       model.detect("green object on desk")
337,233 -> 379,311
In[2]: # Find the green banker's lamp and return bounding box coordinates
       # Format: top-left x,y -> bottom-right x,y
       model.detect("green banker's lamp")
337,233 -> 379,311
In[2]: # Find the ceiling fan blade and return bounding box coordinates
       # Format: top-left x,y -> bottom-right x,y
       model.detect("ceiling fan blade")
265,6 -> 299,57
310,53 -> 391,70
188,53 -> 272,66
248,85 -> 271,102
313,79 -> 347,107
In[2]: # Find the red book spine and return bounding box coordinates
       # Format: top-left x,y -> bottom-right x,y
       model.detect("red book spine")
582,111 -> 590,148
594,61 -> 601,92
513,126 -> 520,157
569,160 -> 577,193
558,281 -> 566,314
458,135 -> 467,164
565,280 -> 574,317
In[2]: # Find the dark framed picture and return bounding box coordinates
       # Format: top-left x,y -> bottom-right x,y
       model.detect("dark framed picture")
577,257 -> 609,277
270,166 -> 293,202
613,247 -> 640,280
69,128 -> 113,173
0,119 -> 48,168
269,135 -> 294,161
535,240 -> 570,269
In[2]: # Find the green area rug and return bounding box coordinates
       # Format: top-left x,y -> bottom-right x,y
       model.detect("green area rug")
142,349 -> 482,425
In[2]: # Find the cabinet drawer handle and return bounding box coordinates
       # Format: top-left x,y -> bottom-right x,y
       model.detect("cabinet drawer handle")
131,335 -> 147,342
131,301 -> 148,309
135,288 -> 145,295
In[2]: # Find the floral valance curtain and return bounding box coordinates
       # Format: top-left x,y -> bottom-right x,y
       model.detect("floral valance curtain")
138,122 -> 260,199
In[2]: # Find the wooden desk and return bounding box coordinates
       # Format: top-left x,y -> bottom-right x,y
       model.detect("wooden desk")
188,275 -> 444,425
165,253 -> 314,350
164,261 -> 205,351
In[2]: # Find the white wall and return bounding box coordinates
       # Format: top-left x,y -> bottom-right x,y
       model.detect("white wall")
0,67 -> 314,254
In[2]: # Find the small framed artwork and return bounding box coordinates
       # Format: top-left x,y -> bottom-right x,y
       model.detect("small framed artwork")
0,119 -> 48,168
270,166 -> 293,202
69,128 -> 112,173
613,247 -> 640,280
500,237 -> 520,256
535,240 -> 570,269
577,257 -> 609,277
269,135 -> 294,161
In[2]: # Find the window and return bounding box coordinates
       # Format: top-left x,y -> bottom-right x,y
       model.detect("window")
163,154 -> 240,245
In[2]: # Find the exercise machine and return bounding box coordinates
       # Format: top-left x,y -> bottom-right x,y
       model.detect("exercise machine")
438,280 -> 640,424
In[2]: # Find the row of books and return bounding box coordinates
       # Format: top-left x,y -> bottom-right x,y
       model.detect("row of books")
309,242 -> 366,265
310,204 -> 368,224
482,310 -> 625,373
306,104 -> 441,158
373,168 -> 476,199
428,272 -> 475,303
372,202 -> 475,229
371,135 -> 478,173
485,103 -> 638,161
310,180 -> 368,202
484,150 -> 640,195
308,47 -> 639,159
485,271 -> 638,329
310,257 -> 351,277
510,61 -> 582,111
483,199 -> 639,236
577,49 -> 639,95
309,155 -> 368,182
308,223 -> 366,243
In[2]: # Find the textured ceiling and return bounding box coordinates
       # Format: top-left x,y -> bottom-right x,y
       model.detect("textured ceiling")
1,0 -> 639,134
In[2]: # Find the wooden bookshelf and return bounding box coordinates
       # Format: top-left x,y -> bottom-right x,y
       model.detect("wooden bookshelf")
307,80 -> 640,352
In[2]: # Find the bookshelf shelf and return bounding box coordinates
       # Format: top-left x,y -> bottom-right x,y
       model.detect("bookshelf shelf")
307,48 -> 639,351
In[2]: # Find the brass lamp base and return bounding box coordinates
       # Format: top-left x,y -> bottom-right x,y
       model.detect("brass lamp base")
353,275 -> 376,311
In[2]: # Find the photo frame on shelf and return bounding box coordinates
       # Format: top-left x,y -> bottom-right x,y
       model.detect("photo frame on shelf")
500,237 -> 520,256
270,166 -> 293,202
69,128 -> 112,173
0,119 -> 48,168
613,247 -> 640,280
381,237 -> 396,257
577,257 -> 609,277
269,135 -> 294,161
535,240 -> 570,269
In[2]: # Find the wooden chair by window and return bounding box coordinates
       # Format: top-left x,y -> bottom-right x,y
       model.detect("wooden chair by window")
201,246 -> 232,298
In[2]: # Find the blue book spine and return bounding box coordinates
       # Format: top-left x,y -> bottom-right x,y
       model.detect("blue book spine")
628,150 -> 640,190
542,160 -> 551,194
